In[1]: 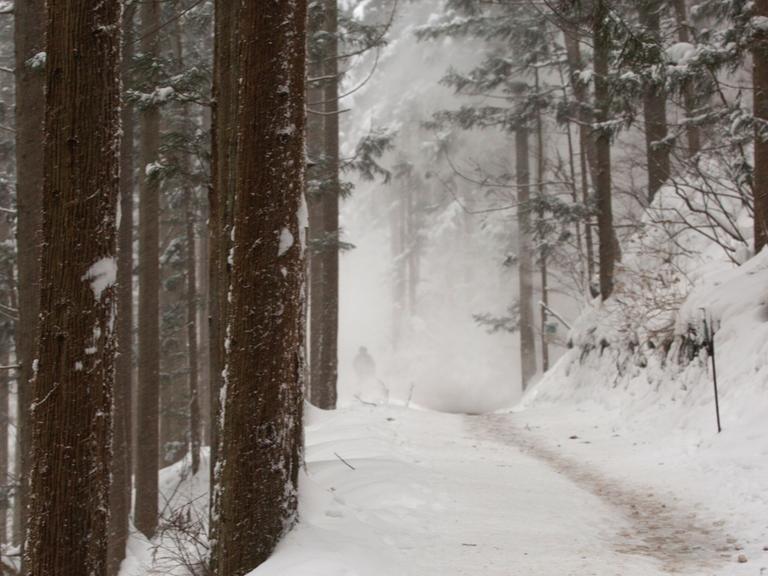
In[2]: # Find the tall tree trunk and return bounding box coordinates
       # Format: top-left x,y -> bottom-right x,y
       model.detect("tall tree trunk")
211,0 -> 308,572
108,5 -> 136,574
534,68 -> 549,372
754,0 -> 768,252
562,27 -> 597,295
176,48 -> 201,473
13,0 -> 45,551
562,28 -> 598,185
580,129 -> 597,296
308,0 -> 340,410
209,0 -> 240,497
197,203 -> 211,445
0,349 -> 7,546
593,0 -> 616,300
307,5 -> 326,406
159,219 -> 187,468
185,197 -> 201,475
181,148 -> 201,474
317,0 -> 340,409
516,127 -> 537,391
558,63 -> 588,295
673,0 -> 702,157
639,0 -> 670,203
135,0 -> 161,540
26,0 -> 120,571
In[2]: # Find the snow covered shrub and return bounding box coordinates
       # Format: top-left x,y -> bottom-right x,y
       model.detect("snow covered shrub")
568,148 -> 753,371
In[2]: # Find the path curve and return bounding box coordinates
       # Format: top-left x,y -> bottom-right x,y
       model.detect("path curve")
469,414 -> 738,574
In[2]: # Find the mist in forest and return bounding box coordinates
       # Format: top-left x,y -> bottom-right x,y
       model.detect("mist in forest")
336,1 -> 520,412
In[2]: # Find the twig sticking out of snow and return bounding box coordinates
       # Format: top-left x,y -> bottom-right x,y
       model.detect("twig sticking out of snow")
334,452 -> 356,471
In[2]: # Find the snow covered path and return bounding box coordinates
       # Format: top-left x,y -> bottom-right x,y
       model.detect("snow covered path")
471,416 -> 732,575
253,405 -> 763,576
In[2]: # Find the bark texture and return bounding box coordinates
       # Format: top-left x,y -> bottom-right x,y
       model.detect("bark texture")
593,0 -> 616,300
754,0 -> 768,252
212,0 -> 307,573
516,127 -> 537,391
26,0 -> 121,572
309,0 -> 340,410
108,5 -> 136,574
307,3 -> 325,404
13,0 -> 45,550
209,0 -> 240,489
135,0 -> 161,540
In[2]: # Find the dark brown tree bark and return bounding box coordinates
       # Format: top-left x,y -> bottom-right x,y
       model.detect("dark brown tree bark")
307,0 -> 340,410
13,0 -> 45,550
174,16 -> 202,472
516,126 -> 537,391
639,0 -> 670,203
754,0 -> 768,252
211,0 -> 307,572
209,0 -> 240,492
316,0 -> 340,409
673,0 -> 702,157
108,4 -> 136,574
26,0 -> 121,571
593,0 -> 616,300
135,0 -> 161,540
307,5 -> 327,405
580,131 -> 597,295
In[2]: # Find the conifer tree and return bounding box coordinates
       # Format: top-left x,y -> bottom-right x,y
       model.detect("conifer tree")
135,0 -> 162,540
26,0 -> 121,571
13,0 -> 45,549
637,0 -> 670,203
212,0 -> 308,573
592,0 -> 616,299
108,5 -> 136,573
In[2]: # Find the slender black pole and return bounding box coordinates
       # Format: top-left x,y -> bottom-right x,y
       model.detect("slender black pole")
707,315 -> 722,433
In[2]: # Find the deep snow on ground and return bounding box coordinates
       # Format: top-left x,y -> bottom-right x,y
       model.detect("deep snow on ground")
123,397 -> 768,576
255,404 -> 767,576
122,216 -> 768,575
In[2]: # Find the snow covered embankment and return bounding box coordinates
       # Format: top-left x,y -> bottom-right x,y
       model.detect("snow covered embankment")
519,218 -> 768,572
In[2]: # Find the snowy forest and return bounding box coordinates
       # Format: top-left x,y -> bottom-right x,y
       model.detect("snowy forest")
0,0 -> 766,574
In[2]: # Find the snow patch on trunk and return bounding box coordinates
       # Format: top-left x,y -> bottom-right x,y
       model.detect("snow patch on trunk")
82,257 -> 117,300
278,227 -> 294,257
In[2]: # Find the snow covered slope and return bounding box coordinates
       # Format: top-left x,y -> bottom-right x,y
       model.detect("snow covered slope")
517,179 -> 768,573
